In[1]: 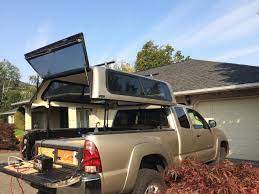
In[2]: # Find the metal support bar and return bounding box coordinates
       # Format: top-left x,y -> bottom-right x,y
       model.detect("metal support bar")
47,100 -> 51,138
103,101 -> 107,129
103,101 -> 110,129
160,106 -> 163,129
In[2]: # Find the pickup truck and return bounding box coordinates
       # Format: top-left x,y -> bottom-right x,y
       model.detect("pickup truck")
0,33 -> 229,194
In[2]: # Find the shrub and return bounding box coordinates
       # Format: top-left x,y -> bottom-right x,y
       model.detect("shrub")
0,122 -> 18,150
14,107 -> 25,130
165,159 -> 259,194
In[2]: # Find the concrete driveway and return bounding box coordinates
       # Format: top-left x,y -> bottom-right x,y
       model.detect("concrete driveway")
0,152 -> 37,194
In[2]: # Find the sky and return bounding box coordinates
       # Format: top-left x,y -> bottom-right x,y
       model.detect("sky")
0,0 -> 259,82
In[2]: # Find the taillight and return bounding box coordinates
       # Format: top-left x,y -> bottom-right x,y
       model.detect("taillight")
83,140 -> 102,173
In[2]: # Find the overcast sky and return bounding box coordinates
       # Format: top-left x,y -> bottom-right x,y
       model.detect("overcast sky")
0,0 -> 259,82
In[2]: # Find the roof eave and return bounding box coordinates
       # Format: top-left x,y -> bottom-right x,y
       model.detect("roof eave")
0,108 -> 18,115
174,82 -> 259,96
11,100 -> 31,107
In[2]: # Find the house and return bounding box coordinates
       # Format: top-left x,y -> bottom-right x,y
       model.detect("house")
0,98 -> 94,131
0,99 -> 94,130
1,58 -> 258,161
0,108 -> 18,124
137,59 -> 259,161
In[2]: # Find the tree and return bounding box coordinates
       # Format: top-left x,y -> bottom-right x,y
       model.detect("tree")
29,75 -> 38,85
3,90 -> 23,110
29,75 -> 41,87
135,41 -> 189,71
0,60 -> 20,110
113,61 -> 135,73
0,60 -> 36,112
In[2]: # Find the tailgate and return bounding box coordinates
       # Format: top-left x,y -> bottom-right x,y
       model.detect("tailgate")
0,162 -> 81,188
35,138 -> 85,167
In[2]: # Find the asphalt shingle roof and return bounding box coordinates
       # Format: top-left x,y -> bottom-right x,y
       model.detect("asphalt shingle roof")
136,59 -> 259,92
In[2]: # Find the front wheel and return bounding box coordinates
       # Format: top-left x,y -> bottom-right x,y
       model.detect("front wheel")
214,146 -> 227,163
219,147 -> 227,161
131,169 -> 166,194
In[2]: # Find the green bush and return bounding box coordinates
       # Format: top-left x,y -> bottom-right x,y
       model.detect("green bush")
14,107 -> 25,130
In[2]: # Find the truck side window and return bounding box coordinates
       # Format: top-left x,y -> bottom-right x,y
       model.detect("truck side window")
187,109 -> 209,129
138,109 -> 169,128
113,109 -> 169,129
174,107 -> 190,128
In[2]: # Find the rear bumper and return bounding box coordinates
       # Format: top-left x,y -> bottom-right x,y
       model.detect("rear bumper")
0,163 -> 101,194
36,174 -> 102,194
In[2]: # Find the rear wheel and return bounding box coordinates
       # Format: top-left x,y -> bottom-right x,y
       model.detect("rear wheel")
131,169 -> 166,194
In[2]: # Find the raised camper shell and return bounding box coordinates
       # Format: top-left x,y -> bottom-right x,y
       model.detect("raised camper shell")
25,32 -> 175,106
90,66 -> 175,105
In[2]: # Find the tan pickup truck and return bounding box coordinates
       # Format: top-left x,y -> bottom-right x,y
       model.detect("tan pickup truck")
0,33 -> 228,194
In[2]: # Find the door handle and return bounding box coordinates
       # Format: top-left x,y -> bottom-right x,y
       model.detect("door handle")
196,134 -> 201,138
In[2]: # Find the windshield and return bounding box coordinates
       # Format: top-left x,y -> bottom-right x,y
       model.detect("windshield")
25,33 -> 89,79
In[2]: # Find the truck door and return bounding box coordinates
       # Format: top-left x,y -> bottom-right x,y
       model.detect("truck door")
186,108 -> 215,162
172,106 -> 197,159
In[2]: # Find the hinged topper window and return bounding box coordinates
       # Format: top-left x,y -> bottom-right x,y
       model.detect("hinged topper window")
25,33 -> 89,79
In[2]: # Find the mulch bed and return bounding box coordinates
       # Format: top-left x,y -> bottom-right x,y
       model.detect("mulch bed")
165,159 -> 259,194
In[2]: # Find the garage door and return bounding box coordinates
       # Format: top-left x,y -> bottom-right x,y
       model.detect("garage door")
196,97 -> 259,161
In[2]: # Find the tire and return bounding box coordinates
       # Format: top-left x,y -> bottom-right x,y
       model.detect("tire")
131,169 -> 166,194
214,146 -> 227,163
219,147 -> 227,161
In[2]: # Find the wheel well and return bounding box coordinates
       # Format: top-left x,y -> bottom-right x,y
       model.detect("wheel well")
221,141 -> 229,154
140,154 -> 167,172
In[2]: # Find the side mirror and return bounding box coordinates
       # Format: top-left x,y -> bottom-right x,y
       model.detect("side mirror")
208,120 -> 217,128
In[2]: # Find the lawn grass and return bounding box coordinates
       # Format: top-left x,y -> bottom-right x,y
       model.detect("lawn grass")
14,129 -> 24,138
14,129 -> 24,142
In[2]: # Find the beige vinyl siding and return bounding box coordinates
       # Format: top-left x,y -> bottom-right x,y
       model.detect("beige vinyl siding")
195,97 -> 259,161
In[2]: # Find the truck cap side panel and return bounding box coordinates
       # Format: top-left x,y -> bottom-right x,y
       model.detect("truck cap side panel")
91,67 -> 176,106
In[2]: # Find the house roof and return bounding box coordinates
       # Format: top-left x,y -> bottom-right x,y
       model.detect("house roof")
0,100 -> 30,116
0,108 -> 18,116
11,100 -> 30,107
136,59 -> 259,94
